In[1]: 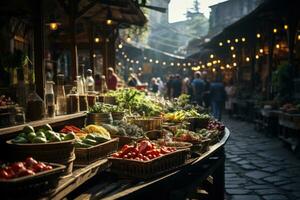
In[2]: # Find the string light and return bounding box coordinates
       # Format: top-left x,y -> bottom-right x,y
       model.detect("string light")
93,54 -> 96,58
94,37 -> 100,43
130,60 -> 134,63
212,68 -> 216,72
136,60 -> 139,64
233,62 -> 237,67
284,25 -> 288,30
273,28 -> 277,33
298,34 -> 300,40
227,39 -> 231,44
121,52 -> 125,55
210,54 -> 214,59
201,65 -> 205,69
144,56 -> 147,60
235,38 -> 239,43
213,60 -> 217,64
177,63 -> 181,66
149,59 -> 153,63
230,46 -> 235,51
232,54 -> 236,58
183,63 -> 186,67
162,62 -> 166,65
188,62 -> 191,66
155,60 -> 159,64
255,55 -> 259,59
246,57 -> 250,62
118,43 -> 123,48
126,35 -> 131,42
170,62 -> 174,66
207,62 -> 212,67
219,42 -> 223,46
276,44 -> 280,49
106,19 -> 113,25
126,58 -> 130,62
199,61 -> 202,64
220,66 -> 225,70
256,33 -> 261,38
241,37 -> 246,42
118,62 -> 122,66
259,48 -> 264,53
226,64 -> 231,68
217,60 -> 221,63
124,55 -> 127,58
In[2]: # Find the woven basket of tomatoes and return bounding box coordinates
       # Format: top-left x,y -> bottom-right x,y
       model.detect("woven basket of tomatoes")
0,157 -> 65,198
108,140 -> 189,179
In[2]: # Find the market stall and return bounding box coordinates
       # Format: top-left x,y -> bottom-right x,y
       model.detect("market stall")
0,89 -> 230,200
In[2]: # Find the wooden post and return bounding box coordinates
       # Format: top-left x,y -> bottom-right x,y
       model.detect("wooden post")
249,33 -> 256,90
69,0 -> 78,81
267,25 -> 275,100
33,0 -> 45,99
88,22 -> 95,76
287,10 -> 298,77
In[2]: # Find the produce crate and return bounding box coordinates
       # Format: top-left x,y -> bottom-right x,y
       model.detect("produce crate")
132,117 -> 162,131
115,136 -> 137,149
74,138 -> 119,166
0,163 -> 65,199
6,140 -> 75,175
108,149 -> 189,179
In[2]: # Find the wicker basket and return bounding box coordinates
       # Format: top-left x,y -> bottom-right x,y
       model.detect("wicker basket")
74,138 -> 119,166
108,149 -> 189,179
86,112 -> 113,125
114,136 -> 138,149
111,112 -> 125,121
0,162 -> 65,199
132,117 -> 162,131
6,140 -> 75,175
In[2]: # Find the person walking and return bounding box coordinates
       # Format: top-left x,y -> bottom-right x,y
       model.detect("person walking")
172,74 -> 182,98
191,71 -> 205,106
210,76 -> 226,121
166,75 -> 174,99
150,77 -> 159,93
106,67 -> 119,90
225,79 -> 236,117
202,72 -> 211,108
156,77 -> 164,95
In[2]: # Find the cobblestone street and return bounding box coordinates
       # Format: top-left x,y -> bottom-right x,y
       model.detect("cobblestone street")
224,116 -> 300,200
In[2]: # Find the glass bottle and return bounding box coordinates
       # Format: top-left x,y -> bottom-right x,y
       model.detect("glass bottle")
56,74 -> 66,115
85,69 -> 95,93
77,75 -> 84,94
67,81 -> 79,114
26,84 -> 45,121
45,81 -> 55,118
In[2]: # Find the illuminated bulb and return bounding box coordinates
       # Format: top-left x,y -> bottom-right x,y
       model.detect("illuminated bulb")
162,62 -> 166,65
183,63 -> 186,67
210,54 -> 214,59
144,56 -> 147,60
49,23 -> 59,31
183,68 -> 186,71
118,62 -> 122,66
126,58 -> 130,62
241,37 -> 246,42
155,60 -> 159,64
212,68 -> 216,72
230,46 -> 235,51
233,62 -> 237,67
226,64 -> 230,68
207,62 -> 212,67
255,55 -> 259,59
246,57 -> 250,62
221,66 -> 225,70
94,37 -> 100,43
188,62 -> 191,66
177,63 -> 180,66
256,33 -> 261,38
93,54 -> 96,58
121,52 -> 125,55
171,62 -> 174,66
118,44 -> 123,48
284,25 -> 288,30
126,36 -> 131,42
131,60 -> 134,63
219,42 -> 223,46
106,19 -> 113,25
213,60 -> 217,64
201,65 -> 205,69
235,38 -> 239,43
232,54 -> 236,58
199,61 -> 202,64
149,59 -> 153,63
136,60 -> 139,64
298,35 -> 300,40
259,48 -> 264,53
273,28 -> 277,33
276,44 -> 280,49
227,39 -> 231,44
217,60 -> 221,63
124,55 -> 127,58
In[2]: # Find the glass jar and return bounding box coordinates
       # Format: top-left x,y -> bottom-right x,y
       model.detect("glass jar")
67,94 -> 79,114
26,85 -> 45,121
77,75 -> 85,94
85,69 -> 95,92
45,81 -> 55,118
56,74 -> 66,115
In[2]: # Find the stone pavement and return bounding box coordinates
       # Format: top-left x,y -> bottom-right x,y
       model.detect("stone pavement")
223,116 -> 300,200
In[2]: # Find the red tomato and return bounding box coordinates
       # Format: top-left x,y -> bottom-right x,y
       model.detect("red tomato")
11,162 -> 26,174
123,155 -> 128,159
0,169 -> 10,179
111,153 -> 120,158
25,157 -> 38,167
131,152 -> 137,158
143,156 -> 150,161
43,165 -> 53,171
18,169 -> 35,177
32,163 -> 45,172
147,154 -> 153,159
127,152 -> 132,158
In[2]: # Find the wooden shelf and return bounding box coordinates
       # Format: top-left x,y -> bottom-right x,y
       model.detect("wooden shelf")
0,112 -> 86,136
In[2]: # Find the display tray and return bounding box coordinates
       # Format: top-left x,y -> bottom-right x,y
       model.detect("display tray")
74,138 -> 119,166
108,148 -> 189,179
0,162 -> 65,199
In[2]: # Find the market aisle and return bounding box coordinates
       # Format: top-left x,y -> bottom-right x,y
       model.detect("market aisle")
223,116 -> 300,200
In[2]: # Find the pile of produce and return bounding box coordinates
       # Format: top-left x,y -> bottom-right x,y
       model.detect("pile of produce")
206,120 -> 225,132
0,95 -> 15,107
106,88 -> 162,116
74,125 -> 111,148
280,103 -> 300,114
11,124 -> 75,144
0,157 -> 53,179
174,129 -> 204,143
110,140 -> 176,161
164,109 -> 211,123
88,103 -> 125,113
112,120 -> 144,138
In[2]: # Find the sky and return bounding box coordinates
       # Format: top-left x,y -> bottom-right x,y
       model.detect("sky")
168,0 -> 227,23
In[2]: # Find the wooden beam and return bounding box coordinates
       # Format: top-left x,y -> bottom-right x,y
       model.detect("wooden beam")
88,21 -> 95,76
33,0 -> 45,99
69,0 -> 79,81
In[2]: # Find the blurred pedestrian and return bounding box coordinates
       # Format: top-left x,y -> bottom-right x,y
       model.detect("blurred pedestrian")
128,73 -> 138,87
225,78 -> 236,117
202,72 -> 211,108
210,76 -> 226,121
156,77 -> 164,95
166,75 -> 174,99
172,74 -> 182,98
150,77 -> 159,93
191,71 -> 205,106
107,67 -> 118,90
